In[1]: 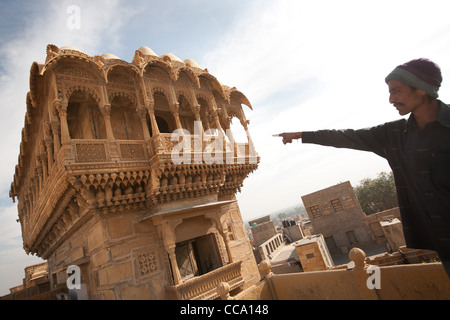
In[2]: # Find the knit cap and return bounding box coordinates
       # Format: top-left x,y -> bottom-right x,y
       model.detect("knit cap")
385,58 -> 442,98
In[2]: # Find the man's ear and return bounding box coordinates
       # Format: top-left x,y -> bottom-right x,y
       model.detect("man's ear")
415,88 -> 427,96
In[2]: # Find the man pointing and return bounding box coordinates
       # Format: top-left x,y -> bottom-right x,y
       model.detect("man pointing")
279,58 -> 450,277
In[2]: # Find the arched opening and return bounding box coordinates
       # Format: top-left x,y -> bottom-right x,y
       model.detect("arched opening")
147,114 -> 171,135
178,94 -> 196,134
67,90 -> 106,139
110,95 -> 144,140
152,92 -> 175,134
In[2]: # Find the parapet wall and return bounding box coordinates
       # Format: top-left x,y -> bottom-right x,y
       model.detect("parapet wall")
233,248 -> 450,300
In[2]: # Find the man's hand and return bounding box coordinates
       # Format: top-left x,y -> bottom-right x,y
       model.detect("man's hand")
273,132 -> 302,144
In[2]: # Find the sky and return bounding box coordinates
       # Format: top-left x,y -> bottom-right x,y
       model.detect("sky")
1,0 -> 450,295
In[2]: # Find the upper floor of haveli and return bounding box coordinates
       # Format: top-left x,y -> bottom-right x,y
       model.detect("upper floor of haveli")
10,45 -> 259,258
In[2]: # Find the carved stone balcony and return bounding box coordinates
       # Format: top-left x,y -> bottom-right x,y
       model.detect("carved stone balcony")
165,261 -> 244,300
16,133 -> 258,258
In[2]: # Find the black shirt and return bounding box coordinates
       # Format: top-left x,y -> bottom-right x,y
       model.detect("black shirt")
302,101 -> 450,260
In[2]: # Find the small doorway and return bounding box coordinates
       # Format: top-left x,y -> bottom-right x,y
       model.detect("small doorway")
346,230 -> 358,246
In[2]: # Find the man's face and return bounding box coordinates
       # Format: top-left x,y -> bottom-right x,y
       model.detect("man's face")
388,79 -> 427,116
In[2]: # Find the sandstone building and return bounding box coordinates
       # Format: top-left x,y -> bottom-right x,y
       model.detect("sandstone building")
9,45 -> 260,300
301,181 -> 375,254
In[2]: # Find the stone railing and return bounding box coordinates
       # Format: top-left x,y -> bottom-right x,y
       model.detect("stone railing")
166,261 -> 243,300
258,233 -> 285,260
155,133 -> 228,156
67,135 -> 258,166
71,139 -> 148,163
72,139 -> 109,163
116,140 -> 148,161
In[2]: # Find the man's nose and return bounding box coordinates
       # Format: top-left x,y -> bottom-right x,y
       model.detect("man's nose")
389,94 -> 396,104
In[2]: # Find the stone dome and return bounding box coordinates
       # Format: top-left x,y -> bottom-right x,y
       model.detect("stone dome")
138,46 -> 158,56
184,59 -> 201,69
161,53 -> 184,63
60,46 -> 85,53
102,53 -> 120,60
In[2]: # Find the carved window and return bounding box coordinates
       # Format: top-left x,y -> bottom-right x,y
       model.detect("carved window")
175,233 -> 222,281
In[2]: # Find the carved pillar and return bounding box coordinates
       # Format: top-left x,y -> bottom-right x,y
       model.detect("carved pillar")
100,103 -> 119,160
169,85 -> 183,131
146,99 -> 160,137
170,102 -> 183,132
36,162 -> 43,192
206,213 -> 234,264
145,99 -> 164,155
203,111 -> 211,131
55,99 -> 75,162
222,229 -> 234,264
137,106 -> 151,141
209,105 -> 227,155
55,99 -> 70,146
154,217 -> 183,285
222,121 -> 236,159
44,122 -> 54,171
51,121 -> 61,161
192,105 -> 204,135
30,177 -> 37,205
223,121 -> 236,144
216,102 -> 235,146
239,107 -> 256,155
39,141 -> 48,181
240,119 -> 256,155
212,111 -> 227,150
168,246 -> 183,285
100,104 -> 115,140
212,111 -> 224,134
208,97 -> 222,131
190,90 -> 204,133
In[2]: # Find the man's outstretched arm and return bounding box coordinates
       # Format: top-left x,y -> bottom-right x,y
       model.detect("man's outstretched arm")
276,125 -> 392,159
